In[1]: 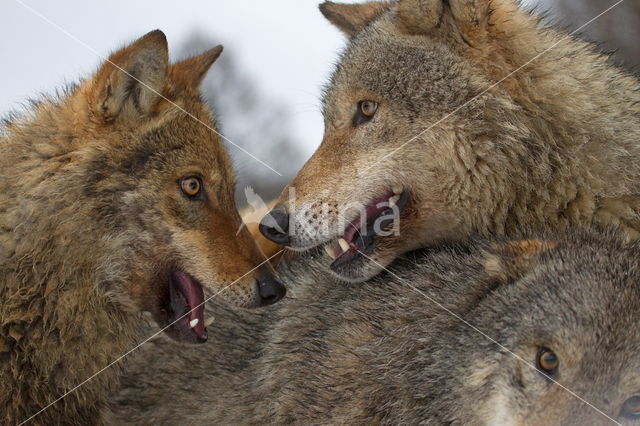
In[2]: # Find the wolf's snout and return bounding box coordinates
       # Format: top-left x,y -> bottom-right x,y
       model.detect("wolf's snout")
259,207 -> 290,245
255,275 -> 286,306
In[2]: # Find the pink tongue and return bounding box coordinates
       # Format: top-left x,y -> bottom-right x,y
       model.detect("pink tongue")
172,271 -> 206,338
344,191 -> 394,244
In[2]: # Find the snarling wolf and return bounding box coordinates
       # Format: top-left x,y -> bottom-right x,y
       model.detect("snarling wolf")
109,227 -> 640,424
259,0 -> 640,282
0,30 -> 284,424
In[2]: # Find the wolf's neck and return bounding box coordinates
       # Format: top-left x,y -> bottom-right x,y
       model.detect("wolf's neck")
0,181 -> 137,423
508,19 -> 640,150
0,259 -> 141,422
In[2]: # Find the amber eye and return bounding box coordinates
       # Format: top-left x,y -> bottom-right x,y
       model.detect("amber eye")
179,176 -> 203,198
353,100 -> 379,126
360,100 -> 378,117
622,395 -> 640,418
536,348 -> 559,375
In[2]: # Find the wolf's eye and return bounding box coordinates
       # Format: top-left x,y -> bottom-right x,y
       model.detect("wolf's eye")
353,100 -> 379,126
179,176 -> 203,199
360,100 -> 378,117
536,347 -> 559,375
622,395 -> 640,418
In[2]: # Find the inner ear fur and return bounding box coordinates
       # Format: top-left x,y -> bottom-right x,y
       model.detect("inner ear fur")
88,30 -> 168,124
319,1 -> 392,37
482,239 -> 557,283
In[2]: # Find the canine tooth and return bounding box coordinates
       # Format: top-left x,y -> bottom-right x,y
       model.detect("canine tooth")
338,238 -> 350,252
388,195 -> 400,208
392,186 -> 403,195
324,244 -> 337,259
189,318 -> 199,328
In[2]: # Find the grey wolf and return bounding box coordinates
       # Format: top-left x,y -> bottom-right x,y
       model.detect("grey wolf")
109,227 -> 640,424
259,0 -> 640,282
0,30 -> 284,424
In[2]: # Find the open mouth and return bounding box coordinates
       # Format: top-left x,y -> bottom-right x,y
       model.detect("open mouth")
324,187 -> 410,270
165,271 -> 208,344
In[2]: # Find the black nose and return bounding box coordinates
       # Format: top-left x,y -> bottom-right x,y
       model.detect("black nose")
259,208 -> 291,245
255,276 -> 286,306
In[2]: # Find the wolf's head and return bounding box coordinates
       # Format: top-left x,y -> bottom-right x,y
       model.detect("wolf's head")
424,232 -> 640,424
259,0 -> 530,282
260,0 -> 638,282
61,31 -> 285,343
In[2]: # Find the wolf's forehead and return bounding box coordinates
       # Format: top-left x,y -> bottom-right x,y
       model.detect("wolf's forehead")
325,31 -> 472,113
523,267 -> 640,341
143,111 -> 226,152
129,123 -> 231,176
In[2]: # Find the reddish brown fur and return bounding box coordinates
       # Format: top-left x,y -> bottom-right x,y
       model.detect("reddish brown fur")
0,31 -> 276,424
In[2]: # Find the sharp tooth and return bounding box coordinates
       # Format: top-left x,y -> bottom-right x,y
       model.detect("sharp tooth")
189,318 -> 199,328
338,238 -> 351,252
388,195 -> 400,208
392,186 -> 403,195
205,317 -> 215,327
324,244 -> 336,259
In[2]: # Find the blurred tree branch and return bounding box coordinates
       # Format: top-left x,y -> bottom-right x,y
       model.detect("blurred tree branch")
179,33 -> 305,207
541,0 -> 640,71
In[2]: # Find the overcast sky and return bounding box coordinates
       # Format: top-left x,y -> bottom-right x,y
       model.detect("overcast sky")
1,0 -> 546,157
0,0 -> 366,156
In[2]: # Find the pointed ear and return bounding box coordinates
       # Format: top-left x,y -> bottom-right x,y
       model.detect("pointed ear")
397,0 -> 444,34
448,0 -> 491,39
482,239 -> 557,283
169,45 -> 223,89
397,0 -> 490,38
319,1 -> 391,37
89,30 -> 168,123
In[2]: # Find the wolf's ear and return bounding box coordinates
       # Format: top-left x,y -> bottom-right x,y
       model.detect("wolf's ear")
397,0 -> 444,34
89,30 -> 168,123
169,45 -> 223,90
397,0 -> 490,38
482,239 -> 556,282
319,1 -> 391,37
